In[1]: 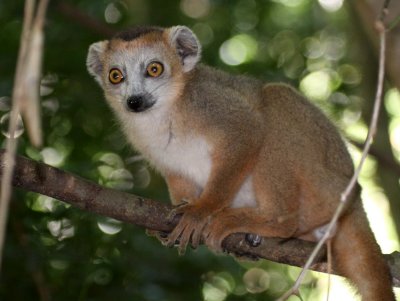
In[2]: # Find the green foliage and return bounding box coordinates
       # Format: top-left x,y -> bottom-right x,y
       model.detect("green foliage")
0,1 -> 380,300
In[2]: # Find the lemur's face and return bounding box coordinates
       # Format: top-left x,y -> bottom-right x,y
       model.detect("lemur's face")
87,26 -> 201,114
100,43 -> 179,113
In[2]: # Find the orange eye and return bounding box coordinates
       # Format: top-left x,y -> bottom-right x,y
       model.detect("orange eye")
109,68 -> 124,84
146,62 -> 164,77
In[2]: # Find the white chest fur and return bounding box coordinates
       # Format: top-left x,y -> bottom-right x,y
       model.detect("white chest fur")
120,108 -> 256,208
122,107 -> 212,188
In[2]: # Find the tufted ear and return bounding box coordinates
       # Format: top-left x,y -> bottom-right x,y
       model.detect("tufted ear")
168,26 -> 201,72
86,41 -> 109,85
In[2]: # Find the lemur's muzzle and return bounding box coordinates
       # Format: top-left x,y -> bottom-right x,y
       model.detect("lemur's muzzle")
126,94 -> 155,113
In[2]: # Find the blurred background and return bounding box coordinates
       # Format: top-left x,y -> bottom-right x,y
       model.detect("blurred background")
1,0 -> 400,300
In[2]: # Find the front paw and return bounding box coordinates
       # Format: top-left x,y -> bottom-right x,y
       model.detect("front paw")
166,203 -> 211,254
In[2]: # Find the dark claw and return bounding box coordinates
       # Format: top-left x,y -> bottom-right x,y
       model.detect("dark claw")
167,201 -> 188,223
245,233 -> 262,247
177,199 -> 189,207
167,211 -> 183,224
158,231 -> 168,239
167,236 -> 181,248
221,244 -> 229,254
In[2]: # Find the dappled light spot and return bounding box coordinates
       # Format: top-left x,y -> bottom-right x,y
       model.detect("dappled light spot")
0,96 -> 11,111
338,64 -> 362,86
98,152 -> 124,169
193,23 -> 214,46
97,164 -> 114,180
90,268 -> 113,285
318,0 -> 343,12
322,36 -> 345,60
300,70 -> 333,101
312,273 -> 359,301
0,113 -> 24,139
40,73 -> 58,97
40,147 -> 65,166
265,271 -> 290,295
303,33 -> 346,62
49,260 -> 69,270
287,266 -> 314,285
132,165 -> 151,188
180,0 -> 210,19
202,272 -> 234,301
269,31 -> 299,66
219,34 -> 258,66
203,283 -> 227,301
234,0 -> 259,31
105,3 -> 122,24
390,120 -> 400,155
329,92 -> 349,106
271,0 -> 306,8
363,190 -> 400,253
243,268 -> 270,293
386,88 -> 400,158
29,195 -> 57,213
107,168 -> 134,190
345,121 -> 368,145
96,152 -> 135,189
385,88 -> 400,117
97,218 -> 123,235
47,218 -> 75,241
125,155 -> 151,188
302,37 -> 324,59
42,97 -> 60,115
341,108 -> 362,127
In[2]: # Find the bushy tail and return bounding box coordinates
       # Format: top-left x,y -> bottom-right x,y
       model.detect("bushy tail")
332,201 -> 395,300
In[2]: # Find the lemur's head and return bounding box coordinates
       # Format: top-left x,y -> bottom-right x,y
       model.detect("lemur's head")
87,26 -> 201,113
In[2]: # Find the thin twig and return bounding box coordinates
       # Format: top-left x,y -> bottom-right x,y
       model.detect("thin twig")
326,240 -> 332,301
20,0 -> 50,148
0,0 -> 49,272
277,1 -> 390,300
380,0 -> 391,22
0,0 -> 36,273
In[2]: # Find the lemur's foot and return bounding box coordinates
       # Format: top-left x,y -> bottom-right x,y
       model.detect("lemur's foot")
166,202 -> 212,254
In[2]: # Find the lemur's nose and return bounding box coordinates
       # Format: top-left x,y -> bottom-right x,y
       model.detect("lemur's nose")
126,94 -> 156,113
126,95 -> 145,112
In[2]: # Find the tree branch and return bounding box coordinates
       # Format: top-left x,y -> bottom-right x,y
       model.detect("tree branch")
1,149 -> 400,285
55,1 -> 117,38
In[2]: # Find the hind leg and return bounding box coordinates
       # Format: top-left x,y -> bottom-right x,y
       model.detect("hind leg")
202,164 -> 301,251
203,207 -> 298,252
332,202 -> 395,301
202,161 -> 301,251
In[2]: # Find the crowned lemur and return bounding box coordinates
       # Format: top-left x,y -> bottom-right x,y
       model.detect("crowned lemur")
86,26 -> 395,300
